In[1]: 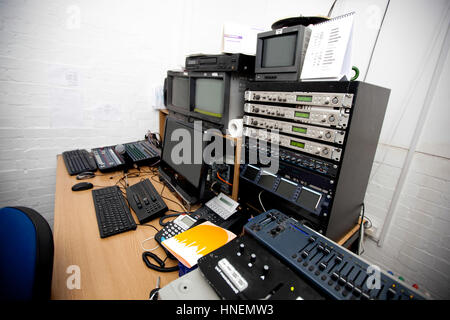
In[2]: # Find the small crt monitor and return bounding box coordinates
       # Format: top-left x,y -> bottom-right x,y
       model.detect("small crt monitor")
255,25 -> 311,81
193,77 -> 225,118
167,70 -> 190,113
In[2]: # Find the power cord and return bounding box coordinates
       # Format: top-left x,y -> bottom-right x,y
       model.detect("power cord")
258,191 -> 266,212
358,203 -> 366,255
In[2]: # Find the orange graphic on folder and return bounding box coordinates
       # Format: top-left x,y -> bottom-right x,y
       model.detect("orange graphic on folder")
161,221 -> 236,268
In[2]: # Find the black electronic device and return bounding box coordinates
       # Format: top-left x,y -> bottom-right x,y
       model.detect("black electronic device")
165,70 -> 190,116
198,235 -> 325,300
71,182 -> 94,191
91,145 -> 126,173
185,53 -> 255,73
91,186 -> 137,238
240,164 -> 331,217
155,214 -> 201,259
165,70 -> 249,133
126,178 -> 168,224
124,140 -> 160,166
244,210 -> 427,300
155,214 -> 198,244
158,117 -> 211,206
194,205 -> 246,236
240,81 -> 390,240
62,149 -> 97,175
207,162 -> 234,195
255,25 -> 311,81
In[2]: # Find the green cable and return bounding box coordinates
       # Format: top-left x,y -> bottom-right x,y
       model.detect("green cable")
351,66 -> 360,81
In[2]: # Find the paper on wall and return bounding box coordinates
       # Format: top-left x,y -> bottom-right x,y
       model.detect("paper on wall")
222,22 -> 264,55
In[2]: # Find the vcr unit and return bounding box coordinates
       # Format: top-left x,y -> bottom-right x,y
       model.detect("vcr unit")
185,53 -> 255,73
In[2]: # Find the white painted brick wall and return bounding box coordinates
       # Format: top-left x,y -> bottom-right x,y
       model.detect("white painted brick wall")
362,152 -> 450,299
0,0 -> 173,227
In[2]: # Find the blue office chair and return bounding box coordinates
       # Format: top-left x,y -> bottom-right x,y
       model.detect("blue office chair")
0,206 -> 54,300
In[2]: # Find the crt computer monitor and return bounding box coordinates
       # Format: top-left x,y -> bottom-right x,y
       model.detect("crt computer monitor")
189,71 -> 244,132
255,25 -> 311,81
161,117 -> 204,189
193,78 -> 225,118
166,70 -> 190,115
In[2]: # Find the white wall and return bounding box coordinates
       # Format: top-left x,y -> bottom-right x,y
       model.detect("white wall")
361,0 -> 450,299
0,0 -> 449,299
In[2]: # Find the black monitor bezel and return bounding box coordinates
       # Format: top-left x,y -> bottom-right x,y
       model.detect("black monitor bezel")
255,25 -> 306,74
160,116 -> 207,190
189,71 -> 230,126
166,70 -> 191,116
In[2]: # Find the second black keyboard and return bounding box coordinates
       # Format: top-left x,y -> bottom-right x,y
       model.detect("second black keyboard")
92,186 -> 137,238
62,149 -> 97,175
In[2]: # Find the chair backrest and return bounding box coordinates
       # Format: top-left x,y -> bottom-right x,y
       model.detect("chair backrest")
0,207 -> 54,300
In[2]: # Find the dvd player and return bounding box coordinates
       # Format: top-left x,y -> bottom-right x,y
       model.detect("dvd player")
185,53 -> 255,73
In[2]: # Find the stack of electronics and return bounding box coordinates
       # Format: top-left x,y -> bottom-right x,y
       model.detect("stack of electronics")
164,53 -> 254,134
237,25 -> 390,241
161,53 -> 254,202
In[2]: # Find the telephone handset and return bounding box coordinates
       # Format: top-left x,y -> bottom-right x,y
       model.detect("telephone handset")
155,214 -> 206,259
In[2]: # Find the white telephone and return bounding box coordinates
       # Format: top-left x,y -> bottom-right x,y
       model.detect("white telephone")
205,193 -> 239,220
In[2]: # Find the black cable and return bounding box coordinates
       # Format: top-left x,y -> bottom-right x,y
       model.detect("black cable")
159,213 -> 183,227
142,251 -> 179,273
138,223 -> 160,232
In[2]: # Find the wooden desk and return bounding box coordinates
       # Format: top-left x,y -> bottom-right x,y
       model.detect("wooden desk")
52,155 -> 361,299
51,155 -> 196,300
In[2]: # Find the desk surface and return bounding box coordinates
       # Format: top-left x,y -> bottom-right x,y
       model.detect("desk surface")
51,155 -> 195,300
51,155 -> 360,299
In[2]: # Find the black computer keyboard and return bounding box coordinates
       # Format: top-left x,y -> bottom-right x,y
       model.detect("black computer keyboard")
126,178 -> 168,224
92,186 -> 137,238
62,149 -> 97,175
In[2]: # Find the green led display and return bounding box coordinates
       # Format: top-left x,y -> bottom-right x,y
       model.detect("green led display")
292,126 -> 307,134
296,95 -> 313,102
294,111 -> 310,119
290,140 -> 305,149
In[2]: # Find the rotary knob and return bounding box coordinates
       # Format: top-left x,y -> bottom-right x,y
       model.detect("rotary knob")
322,148 -> 329,155
238,243 -> 245,254
325,132 -> 332,139
263,265 -> 270,276
328,115 -> 336,122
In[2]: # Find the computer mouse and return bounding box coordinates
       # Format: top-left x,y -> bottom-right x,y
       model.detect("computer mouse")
72,182 -> 94,191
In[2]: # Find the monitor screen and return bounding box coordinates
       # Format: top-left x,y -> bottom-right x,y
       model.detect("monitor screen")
296,187 -> 322,212
162,118 -> 203,188
262,34 -> 297,68
194,78 -> 224,118
275,178 -> 297,199
258,173 -> 276,190
171,76 -> 189,109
